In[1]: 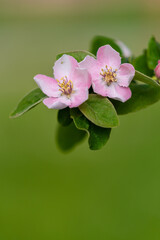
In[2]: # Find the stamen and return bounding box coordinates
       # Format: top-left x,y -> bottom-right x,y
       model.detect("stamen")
100,65 -> 117,86
57,76 -> 73,96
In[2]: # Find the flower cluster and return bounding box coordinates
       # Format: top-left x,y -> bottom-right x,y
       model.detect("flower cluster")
10,35 -> 160,151
34,45 -> 135,109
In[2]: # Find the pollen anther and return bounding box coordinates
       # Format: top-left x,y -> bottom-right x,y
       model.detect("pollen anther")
57,76 -> 73,96
100,66 -> 117,86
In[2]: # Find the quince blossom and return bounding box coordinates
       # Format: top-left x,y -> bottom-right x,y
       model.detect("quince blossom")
34,55 -> 91,109
80,45 -> 135,102
155,60 -> 160,80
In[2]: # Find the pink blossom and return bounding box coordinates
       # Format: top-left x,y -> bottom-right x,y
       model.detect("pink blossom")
34,55 -> 91,109
155,60 -> 160,79
79,45 -> 135,102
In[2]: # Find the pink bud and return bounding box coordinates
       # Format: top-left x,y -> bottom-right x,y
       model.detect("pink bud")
155,60 -> 160,79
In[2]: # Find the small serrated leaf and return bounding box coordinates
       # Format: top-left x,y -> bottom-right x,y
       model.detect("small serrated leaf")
57,108 -> 72,126
70,108 -> 111,150
10,88 -> 46,118
134,70 -> 160,88
147,36 -> 160,70
79,94 -> 119,128
56,122 -> 86,152
112,83 -> 160,115
132,51 -> 153,77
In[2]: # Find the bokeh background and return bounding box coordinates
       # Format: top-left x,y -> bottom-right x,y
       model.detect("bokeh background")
1,0 -> 160,239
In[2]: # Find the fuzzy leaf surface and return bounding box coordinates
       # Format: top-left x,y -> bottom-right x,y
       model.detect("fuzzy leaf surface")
134,70 -> 160,88
70,108 -> 111,150
112,84 -> 160,115
79,94 -> 119,128
57,108 -> 72,126
147,36 -> 160,70
56,122 -> 86,152
10,88 -> 46,118
133,51 -> 153,77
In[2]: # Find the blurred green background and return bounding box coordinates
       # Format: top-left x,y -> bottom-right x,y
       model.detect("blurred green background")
1,0 -> 160,239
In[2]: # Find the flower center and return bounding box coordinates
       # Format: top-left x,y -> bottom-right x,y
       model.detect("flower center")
100,65 -> 117,86
57,76 -> 73,96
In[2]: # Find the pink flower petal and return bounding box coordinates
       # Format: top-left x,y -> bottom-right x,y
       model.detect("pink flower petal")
106,83 -> 131,102
59,95 -> 72,106
92,78 -> 108,97
97,45 -> 121,70
72,67 -> 91,89
117,63 -> 135,87
34,74 -> 60,97
69,68 -> 90,108
155,61 -> 160,79
79,55 -> 101,80
70,88 -> 88,108
53,54 -> 78,80
43,97 -> 69,109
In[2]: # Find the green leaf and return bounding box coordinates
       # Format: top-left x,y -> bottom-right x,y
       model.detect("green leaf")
111,84 -> 160,115
134,70 -> 160,88
132,51 -> 153,77
56,50 -> 95,62
70,108 -> 111,150
10,88 -> 46,118
79,94 -> 119,128
88,123 -> 111,150
71,108 -> 90,130
147,36 -> 160,70
90,35 -> 123,56
56,122 -> 86,152
57,108 -> 72,126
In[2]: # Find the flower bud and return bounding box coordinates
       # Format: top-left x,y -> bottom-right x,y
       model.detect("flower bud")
155,60 -> 160,79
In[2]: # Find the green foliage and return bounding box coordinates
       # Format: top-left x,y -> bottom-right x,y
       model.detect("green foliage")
70,108 -> 111,150
147,36 -> 160,70
56,51 -> 95,62
112,83 -> 160,115
90,35 -> 123,56
10,88 -> 46,118
132,51 -> 153,77
10,35 -> 160,151
57,108 -> 72,126
134,70 -> 160,88
56,122 -> 86,152
79,94 -> 119,128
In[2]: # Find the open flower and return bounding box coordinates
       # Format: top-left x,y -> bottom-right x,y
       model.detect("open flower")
34,55 -> 91,109
79,45 -> 135,102
155,60 -> 160,80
